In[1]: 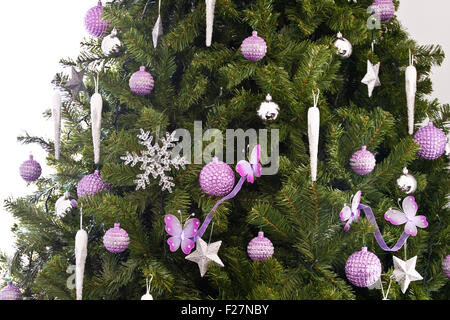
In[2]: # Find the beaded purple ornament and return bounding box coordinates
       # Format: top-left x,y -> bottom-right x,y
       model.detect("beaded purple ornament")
413,121 -> 447,160
247,232 -> 274,262
199,157 -> 235,197
129,66 -> 155,96
20,155 -> 42,182
241,31 -> 267,62
371,0 -> 395,22
85,1 -> 111,38
77,170 -> 110,198
103,223 -> 130,253
443,255 -> 450,278
350,146 -> 376,175
345,247 -> 382,288
0,282 -> 23,300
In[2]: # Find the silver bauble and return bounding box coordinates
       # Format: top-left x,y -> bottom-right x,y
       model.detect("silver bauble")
334,32 -> 353,59
101,28 -> 121,55
257,94 -> 279,121
396,168 -> 417,194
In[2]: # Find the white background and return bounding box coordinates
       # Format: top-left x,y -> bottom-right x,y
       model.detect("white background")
0,0 -> 449,257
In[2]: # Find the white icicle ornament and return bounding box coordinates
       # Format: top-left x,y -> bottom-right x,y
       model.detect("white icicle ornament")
308,90 -> 320,182
141,275 -> 154,300
91,89 -> 103,165
52,91 -> 62,160
205,0 -> 216,47
152,0 -> 163,48
405,51 -> 417,135
75,209 -> 88,301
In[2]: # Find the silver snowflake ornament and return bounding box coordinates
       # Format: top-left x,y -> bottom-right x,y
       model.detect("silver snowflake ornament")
121,129 -> 188,193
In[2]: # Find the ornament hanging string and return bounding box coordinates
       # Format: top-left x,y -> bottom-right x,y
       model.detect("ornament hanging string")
145,274 -> 154,295
194,176 -> 246,242
358,203 -> 410,251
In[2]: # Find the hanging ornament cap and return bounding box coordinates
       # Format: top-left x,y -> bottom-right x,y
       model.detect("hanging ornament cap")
241,31 -> 267,62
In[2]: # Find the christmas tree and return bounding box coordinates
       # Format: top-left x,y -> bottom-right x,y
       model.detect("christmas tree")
2,0 -> 449,300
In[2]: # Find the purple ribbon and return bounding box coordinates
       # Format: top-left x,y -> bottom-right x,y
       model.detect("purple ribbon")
358,203 -> 410,252
194,176 -> 247,242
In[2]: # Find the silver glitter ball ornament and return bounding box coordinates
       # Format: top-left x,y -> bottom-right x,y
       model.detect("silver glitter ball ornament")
334,32 -> 353,59
396,167 -> 417,194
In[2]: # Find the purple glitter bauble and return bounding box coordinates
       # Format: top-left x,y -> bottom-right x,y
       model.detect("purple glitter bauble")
414,122 -> 447,160
19,155 -> 42,182
371,0 -> 395,22
345,247 -> 382,288
0,282 -> 23,300
241,31 -> 267,62
443,255 -> 450,278
85,1 -> 111,38
129,66 -> 154,96
103,223 -> 130,253
77,170 -> 110,198
247,232 -> 274,262
350,146 -> 376,175
199,157 -> 235,197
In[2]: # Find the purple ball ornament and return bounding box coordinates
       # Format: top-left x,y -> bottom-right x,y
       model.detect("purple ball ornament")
103,223 -> 130,253
129,66 -> 155,96
371,0 -> 396,22
345,247 -> 382,288
247,231 -> 274,262
77,170 -> 111,198
350,145 -> 376,175
241,31 -> 267,62
413,121 -> 447,160
199,157 -> 235,197
0,282 -> 23,300
19,155 -> 42,182
443,255 -> 450,278
84,1 -> 111,38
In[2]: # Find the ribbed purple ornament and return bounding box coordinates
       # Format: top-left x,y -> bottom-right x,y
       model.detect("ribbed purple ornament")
413,122 -> 447,160
103,223 -> 130,253
129,66 -> 155,96
247,232 -> 274,262
85,1 -> 111,38
19,155 -> 42,182
241,31 -> 267,62
371,0 -> 395,22
350,146 -> 376,175
345,247 -> 382,288
443,255 -> 450,278
199,157 -> 235,197
0,282 -> 23,300
77,170 -> 110,198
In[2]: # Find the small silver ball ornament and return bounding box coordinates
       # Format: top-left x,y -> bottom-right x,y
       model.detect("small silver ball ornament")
257,94 -> 279,121
396,167 -> 417,194
334,32 -> 353,59
101,28 -> 122,55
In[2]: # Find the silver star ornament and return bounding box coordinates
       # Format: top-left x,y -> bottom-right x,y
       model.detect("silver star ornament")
185,237 -> 224,277
361,60 -> 381,97
66,67 -> 86,99
392,255 -> 423,294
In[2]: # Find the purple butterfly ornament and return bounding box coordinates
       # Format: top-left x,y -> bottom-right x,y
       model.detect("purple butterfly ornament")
384,196 -> 428,237
340,190 -> 361,232
164,213 -> 200,255
236,145 -> 262,183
